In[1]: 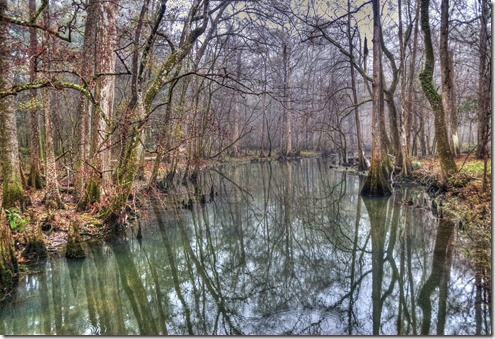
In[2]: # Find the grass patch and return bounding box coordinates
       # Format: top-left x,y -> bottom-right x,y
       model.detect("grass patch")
459,159 -> 491,178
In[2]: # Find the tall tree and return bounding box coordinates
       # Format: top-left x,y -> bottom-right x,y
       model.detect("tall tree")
27,0 -> 43,189
74,0 -> 98,200
347,0 -> 367,171
361,0 -> 391,196
42,4 -> 64,209
419,0 -> 457,182
0,0 -> 25,209
440,0 -> 458,158
398,0 -> 413,176
78,0 -> 119,209
281,36 -> 292,156
476,0 -> 491,159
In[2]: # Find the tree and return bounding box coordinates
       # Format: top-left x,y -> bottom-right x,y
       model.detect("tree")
440,0 -> 458,159
74,0 -> 98,200
27,0 -> 43,189
419,0 -> 457,182
41,5 -> 64,209
0,0 -> 20,300
78,0 -> 119,209
0,0 -> 25,209
361,0 -> 391,197
347,0 -> 367,171
476,0 -> 491,159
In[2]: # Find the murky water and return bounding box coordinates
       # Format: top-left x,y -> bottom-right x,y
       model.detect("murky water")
0,159 -> 491,335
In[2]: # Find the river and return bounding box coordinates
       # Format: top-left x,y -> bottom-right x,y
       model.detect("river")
0,158 -> 490,335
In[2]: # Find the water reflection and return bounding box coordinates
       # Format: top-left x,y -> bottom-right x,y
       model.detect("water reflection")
0,159 -> 490,335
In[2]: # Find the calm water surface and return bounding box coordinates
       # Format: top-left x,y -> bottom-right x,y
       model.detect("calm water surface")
0,159 -> 491,335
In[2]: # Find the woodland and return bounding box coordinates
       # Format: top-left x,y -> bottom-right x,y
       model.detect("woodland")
0,0 -> 491,332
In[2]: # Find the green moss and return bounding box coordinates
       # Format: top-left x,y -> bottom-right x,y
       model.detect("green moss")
22,227 -> 47,259
2,178 -> 24,210
461,160 -> 491,177
77,179 -> 101,211
66,222 -> 85,259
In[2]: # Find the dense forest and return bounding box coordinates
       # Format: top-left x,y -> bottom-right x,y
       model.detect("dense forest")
0,0 -> 491,333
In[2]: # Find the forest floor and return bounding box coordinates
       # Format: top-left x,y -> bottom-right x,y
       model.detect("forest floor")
3,151 -> 491,283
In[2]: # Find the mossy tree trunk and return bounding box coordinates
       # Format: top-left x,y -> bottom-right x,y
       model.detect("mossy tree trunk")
81,0 -> 118,209
0,211 -> 18,300
0,0 -> 25,210
419,0 -> 457,182
22,222 -> 47,260
74,0 -> 98,200
361,0 -> 392,197
66,221 -> 85,259
79,0 -> 118,210
104,0 -> 210,227
27,0 -> 43,190
42,7 -> 64,209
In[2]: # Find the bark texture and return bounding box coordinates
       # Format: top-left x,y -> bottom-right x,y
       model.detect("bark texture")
42,7 -> 64,209
27,0 -> 43,189
79,0 -> 118,209
0,0 -> 25,209
419,0 -> 456,182
347,0 -> 367,171
476,0 -> 491,159
361,0 -> 392,196
0,0 -> 20,299
74,0 -> 98,199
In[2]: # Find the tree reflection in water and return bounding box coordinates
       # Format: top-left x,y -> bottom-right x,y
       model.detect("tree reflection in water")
0,159 -> 490,335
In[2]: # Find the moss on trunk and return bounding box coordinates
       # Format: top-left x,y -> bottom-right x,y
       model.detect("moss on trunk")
22,224 -> 47,260
77,178 -> 101,211
66,222 -> 85,259
2,178 -> 25,210
27,164 -> 43,189
419,0 -> 457,182
0,214 -> 18,300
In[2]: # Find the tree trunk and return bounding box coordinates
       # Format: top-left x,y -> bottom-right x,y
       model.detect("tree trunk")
74,0 -> 98,200
439,0 -> 458,159
398,0 -> 413,176
361,0 -> 392,197
0,211 -> 18,299
0,0 -> 25,210
347,0 -> 368,171
42,7 -> 64,209
476,0 -> 491,159
282,40 -> 292,157
406,0 -> 420,156
231,50 -> 241,157
79,0 -> 118,209
448,53 -> 460,157
27,0 -> 42,189
419,0 -> 457,182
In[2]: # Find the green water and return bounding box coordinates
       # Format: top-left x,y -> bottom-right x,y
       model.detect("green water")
0,159 -> 491,335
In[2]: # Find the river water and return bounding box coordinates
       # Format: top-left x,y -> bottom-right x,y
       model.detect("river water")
0,159 -> 491,335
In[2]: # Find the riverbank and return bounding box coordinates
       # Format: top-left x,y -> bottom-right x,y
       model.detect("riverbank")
4,151 -> 322,266
405,155 -> 491,288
